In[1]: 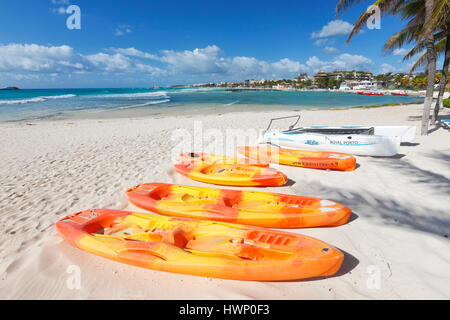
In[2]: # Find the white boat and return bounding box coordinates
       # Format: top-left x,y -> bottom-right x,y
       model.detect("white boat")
260,131 -> 400,157
297,125 -> 416,143
258,116 -> 403,156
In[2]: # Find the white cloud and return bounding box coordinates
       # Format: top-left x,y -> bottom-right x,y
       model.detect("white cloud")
378,62 -> 415,74
228,56 -> 269,77
379,63 -> 396,73
115,25 -> 132,36
0,44 -> 88,73
160,45 -> 227,74
311,20 -> 354,38
323,46 -> 339,53
313,38 -> 336,47
306,53 -> 373,72
0,43 -> 163,76
111,47 -> 159,60
50,0 -> 70,14
85,53 -> 132,72
270,58 -> 308,76
158,46 -> 308,78
313,39 -> 327,46
85,52 -> 163,75
51,6 -> 67,14
0,43 -> 377,84
393,48 -> 410,56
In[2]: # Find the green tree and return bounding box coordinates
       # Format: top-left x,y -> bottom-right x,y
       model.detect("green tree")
316,77 -> 329,88
384,0 -> 449,123
336,0 -> 449,135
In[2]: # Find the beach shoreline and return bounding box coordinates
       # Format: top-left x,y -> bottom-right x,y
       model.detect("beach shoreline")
0,88 -> 426,123
1,100 -> 426,125
0,103 -> 449,299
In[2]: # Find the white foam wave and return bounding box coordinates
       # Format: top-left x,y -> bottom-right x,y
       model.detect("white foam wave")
113,99 -> 171,110
98,91 -> 169,99
174,88 -> 220,93
46,94 -> 76,99
224,100 -> 239,106
147,99 -> 170,105
0,94 -> 76,105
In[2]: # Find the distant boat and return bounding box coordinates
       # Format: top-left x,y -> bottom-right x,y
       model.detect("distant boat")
391,92 -> 408,96
357,91 -> 383,96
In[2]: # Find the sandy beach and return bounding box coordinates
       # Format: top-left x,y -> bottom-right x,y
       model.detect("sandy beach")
0,103 -> 449,299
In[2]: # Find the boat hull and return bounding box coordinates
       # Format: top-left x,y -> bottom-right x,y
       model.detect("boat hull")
56,209 -> 344,281
298,126 -> 416,143
262,131 -> 400,157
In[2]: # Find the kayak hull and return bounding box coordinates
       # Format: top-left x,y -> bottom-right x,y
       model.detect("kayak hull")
126,183 -> 352,228
174,161 -> 287,186
237,146 -> 356,171
262,131 -> 400,157
56,209 -> 344,281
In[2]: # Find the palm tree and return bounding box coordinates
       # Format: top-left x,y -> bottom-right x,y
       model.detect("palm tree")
432,33 -> 449,122
384,0 -> 449,124
412,76 -> 422,88
394,73 -> 404,86
400,76 -> 411,87
336,0 -> 447,135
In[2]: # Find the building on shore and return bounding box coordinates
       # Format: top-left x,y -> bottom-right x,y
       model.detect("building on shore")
331,69 -> 344,80
352,80 -> 380,90
313,70 -> 328,81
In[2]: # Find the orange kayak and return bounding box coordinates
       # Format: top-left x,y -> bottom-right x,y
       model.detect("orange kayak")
238,146 -> 356,171
56,209 -> 344,281
126,183 -> 352,228
174,161 -> 287,186
180,152 -> 269,167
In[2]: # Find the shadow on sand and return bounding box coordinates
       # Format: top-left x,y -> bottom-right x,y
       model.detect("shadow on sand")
299,152 -> 450,238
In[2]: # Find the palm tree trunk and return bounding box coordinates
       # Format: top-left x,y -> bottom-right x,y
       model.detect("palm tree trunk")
420,0 -> 437,135
432,32 -> 449,123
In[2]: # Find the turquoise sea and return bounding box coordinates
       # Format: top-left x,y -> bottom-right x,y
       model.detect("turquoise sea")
0,88 -> 422,122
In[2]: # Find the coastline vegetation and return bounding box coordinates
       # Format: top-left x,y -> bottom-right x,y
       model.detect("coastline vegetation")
191,70 -> 447,91
443,97 -> 450,108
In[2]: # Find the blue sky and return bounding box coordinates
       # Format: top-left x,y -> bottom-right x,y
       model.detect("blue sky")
0,0 -> 428,88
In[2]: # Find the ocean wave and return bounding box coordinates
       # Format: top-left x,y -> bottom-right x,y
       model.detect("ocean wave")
174,88 -> 221,93
147,98 -> 170,104
0,94 -> 76,105
85,99 -> 171,113
224,100 -> 239,106
93,91 -> 170,99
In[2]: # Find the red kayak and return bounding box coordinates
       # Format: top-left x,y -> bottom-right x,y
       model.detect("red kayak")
391,93 -> 408,96
357,92 -> 383,96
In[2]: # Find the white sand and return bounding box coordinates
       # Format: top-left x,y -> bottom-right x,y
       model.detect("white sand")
0,104 -> 449,299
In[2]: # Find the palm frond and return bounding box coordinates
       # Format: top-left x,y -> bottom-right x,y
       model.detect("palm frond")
410,51 -> 427,72
417,0 -> 449,41
409,38 -> 446,72
343,0 -> 407,43
403,32 -> 445,60
336,0 -> 365,18
384,24 -> 422,53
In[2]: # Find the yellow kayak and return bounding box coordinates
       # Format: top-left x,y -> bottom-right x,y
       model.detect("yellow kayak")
56,209 -> 344,281
180,152 -> 269,167
126,183 -> 352,228
174,161 -> 287,186
238,146 -> 356,171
